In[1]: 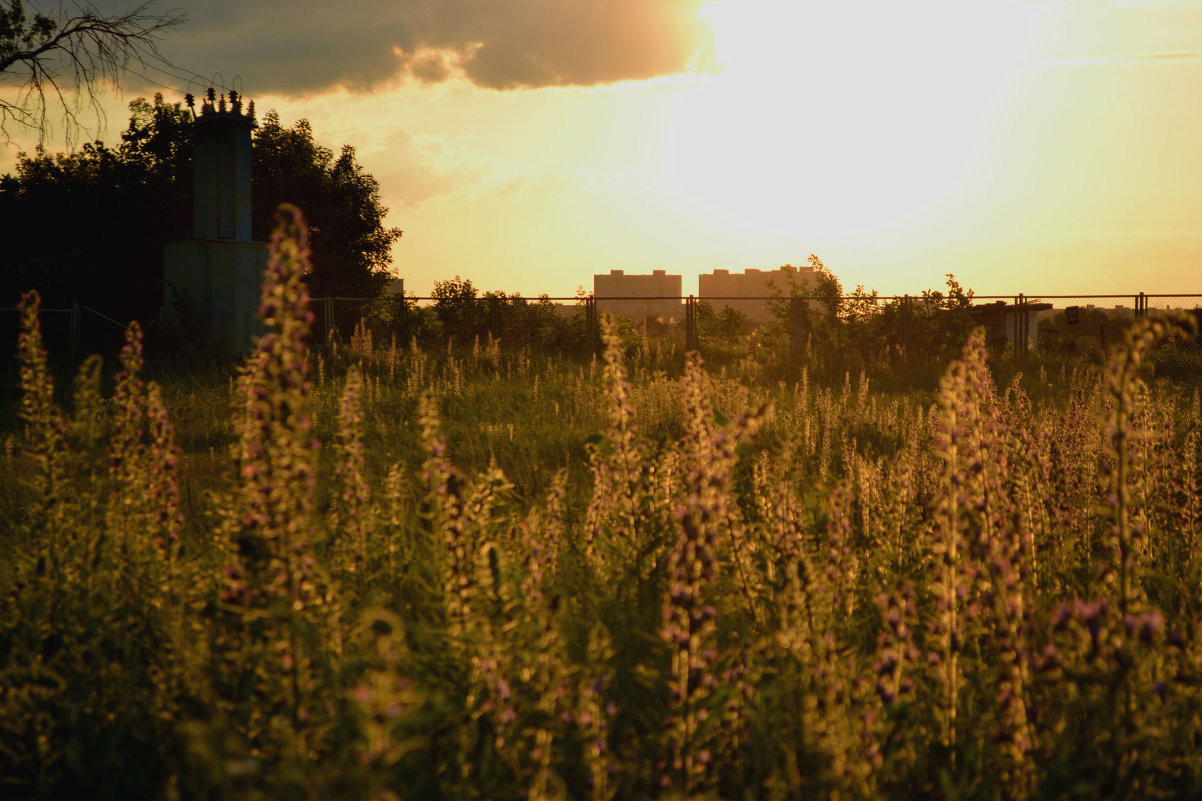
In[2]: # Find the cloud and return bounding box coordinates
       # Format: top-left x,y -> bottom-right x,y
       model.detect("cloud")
1032,50 -> 1202,68
90,0 -> 715,96
1111,50 -> 1202,60
368,130 -> 487,208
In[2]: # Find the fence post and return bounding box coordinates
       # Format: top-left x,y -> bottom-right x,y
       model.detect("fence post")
1016,293 -> 1027,368
586,296 -> 599,354
685,295 -> 698,352
901,294 -> 912,359
398,296 -> 409,345
70,302 -> 81,353
488,296 -> 502,341
789,296 -> 806,378
324,297 -> 335,342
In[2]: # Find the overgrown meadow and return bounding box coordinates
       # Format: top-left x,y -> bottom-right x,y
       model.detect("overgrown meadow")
4,209 -> 1202,800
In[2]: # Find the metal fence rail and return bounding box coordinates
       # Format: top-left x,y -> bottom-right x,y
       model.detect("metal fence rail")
4,292 -> 1200,380
304,291 -> 1202,347
0,302 -> 139,355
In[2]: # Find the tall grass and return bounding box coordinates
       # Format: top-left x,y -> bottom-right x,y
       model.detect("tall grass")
2,211 -> 1202,799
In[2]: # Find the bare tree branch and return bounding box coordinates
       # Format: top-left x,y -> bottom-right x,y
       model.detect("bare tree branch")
0,1 -> 185,147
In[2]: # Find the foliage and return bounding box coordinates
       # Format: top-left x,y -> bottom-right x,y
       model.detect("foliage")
694,300 -> 750,363
429,275 -> 484,343
749,261 -> 982,384
915,273 -> 977,361
384,276 -> 591,355
0,107 -> 191,325
5,223 -> 1202,799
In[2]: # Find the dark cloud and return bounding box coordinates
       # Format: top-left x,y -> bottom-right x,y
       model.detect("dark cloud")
87,0 -> 715,95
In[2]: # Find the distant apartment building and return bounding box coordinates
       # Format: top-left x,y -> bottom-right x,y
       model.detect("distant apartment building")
698,265 -> 816,323
593,269 -> 683,323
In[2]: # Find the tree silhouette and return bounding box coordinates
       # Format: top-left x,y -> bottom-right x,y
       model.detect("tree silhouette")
253,110 -> 402,298
0,95 -> 401,331
0,1 -> 185,146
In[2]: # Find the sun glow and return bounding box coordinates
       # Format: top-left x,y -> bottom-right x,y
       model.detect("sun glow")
668,0 -> 1037,235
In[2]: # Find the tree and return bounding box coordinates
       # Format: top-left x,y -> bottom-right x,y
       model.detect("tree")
760,256 -> 848,376
804,254 -> 844,322
686,300 -> 748,366
0,1 -> 185,146
916,274 -> 976,360
430,275 -> 484,342
253,110 -> 401,298
0,94 -> 402,333
0,129 -> 190,328
755,258 -> 980,380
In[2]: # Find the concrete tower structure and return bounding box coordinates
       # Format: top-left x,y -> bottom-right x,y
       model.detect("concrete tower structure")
164,88 -> 268,351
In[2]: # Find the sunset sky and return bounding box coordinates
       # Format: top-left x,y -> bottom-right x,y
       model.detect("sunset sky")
4,0 -> 1201,298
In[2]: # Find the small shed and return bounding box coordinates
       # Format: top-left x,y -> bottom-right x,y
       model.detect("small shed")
970,300 -> 1053,352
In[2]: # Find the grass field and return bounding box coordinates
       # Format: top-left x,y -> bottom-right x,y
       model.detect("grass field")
3,211 -> 1202,800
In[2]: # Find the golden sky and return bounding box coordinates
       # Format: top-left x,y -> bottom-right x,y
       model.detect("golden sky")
4,0 -> 1201,298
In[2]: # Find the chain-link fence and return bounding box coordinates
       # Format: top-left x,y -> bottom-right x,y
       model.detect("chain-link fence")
306,295 -> 598,355
1029,294 -> 1202,379
0,302 -> 149,358
10,291 -> 1200,383
296,291 -> 1202,377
